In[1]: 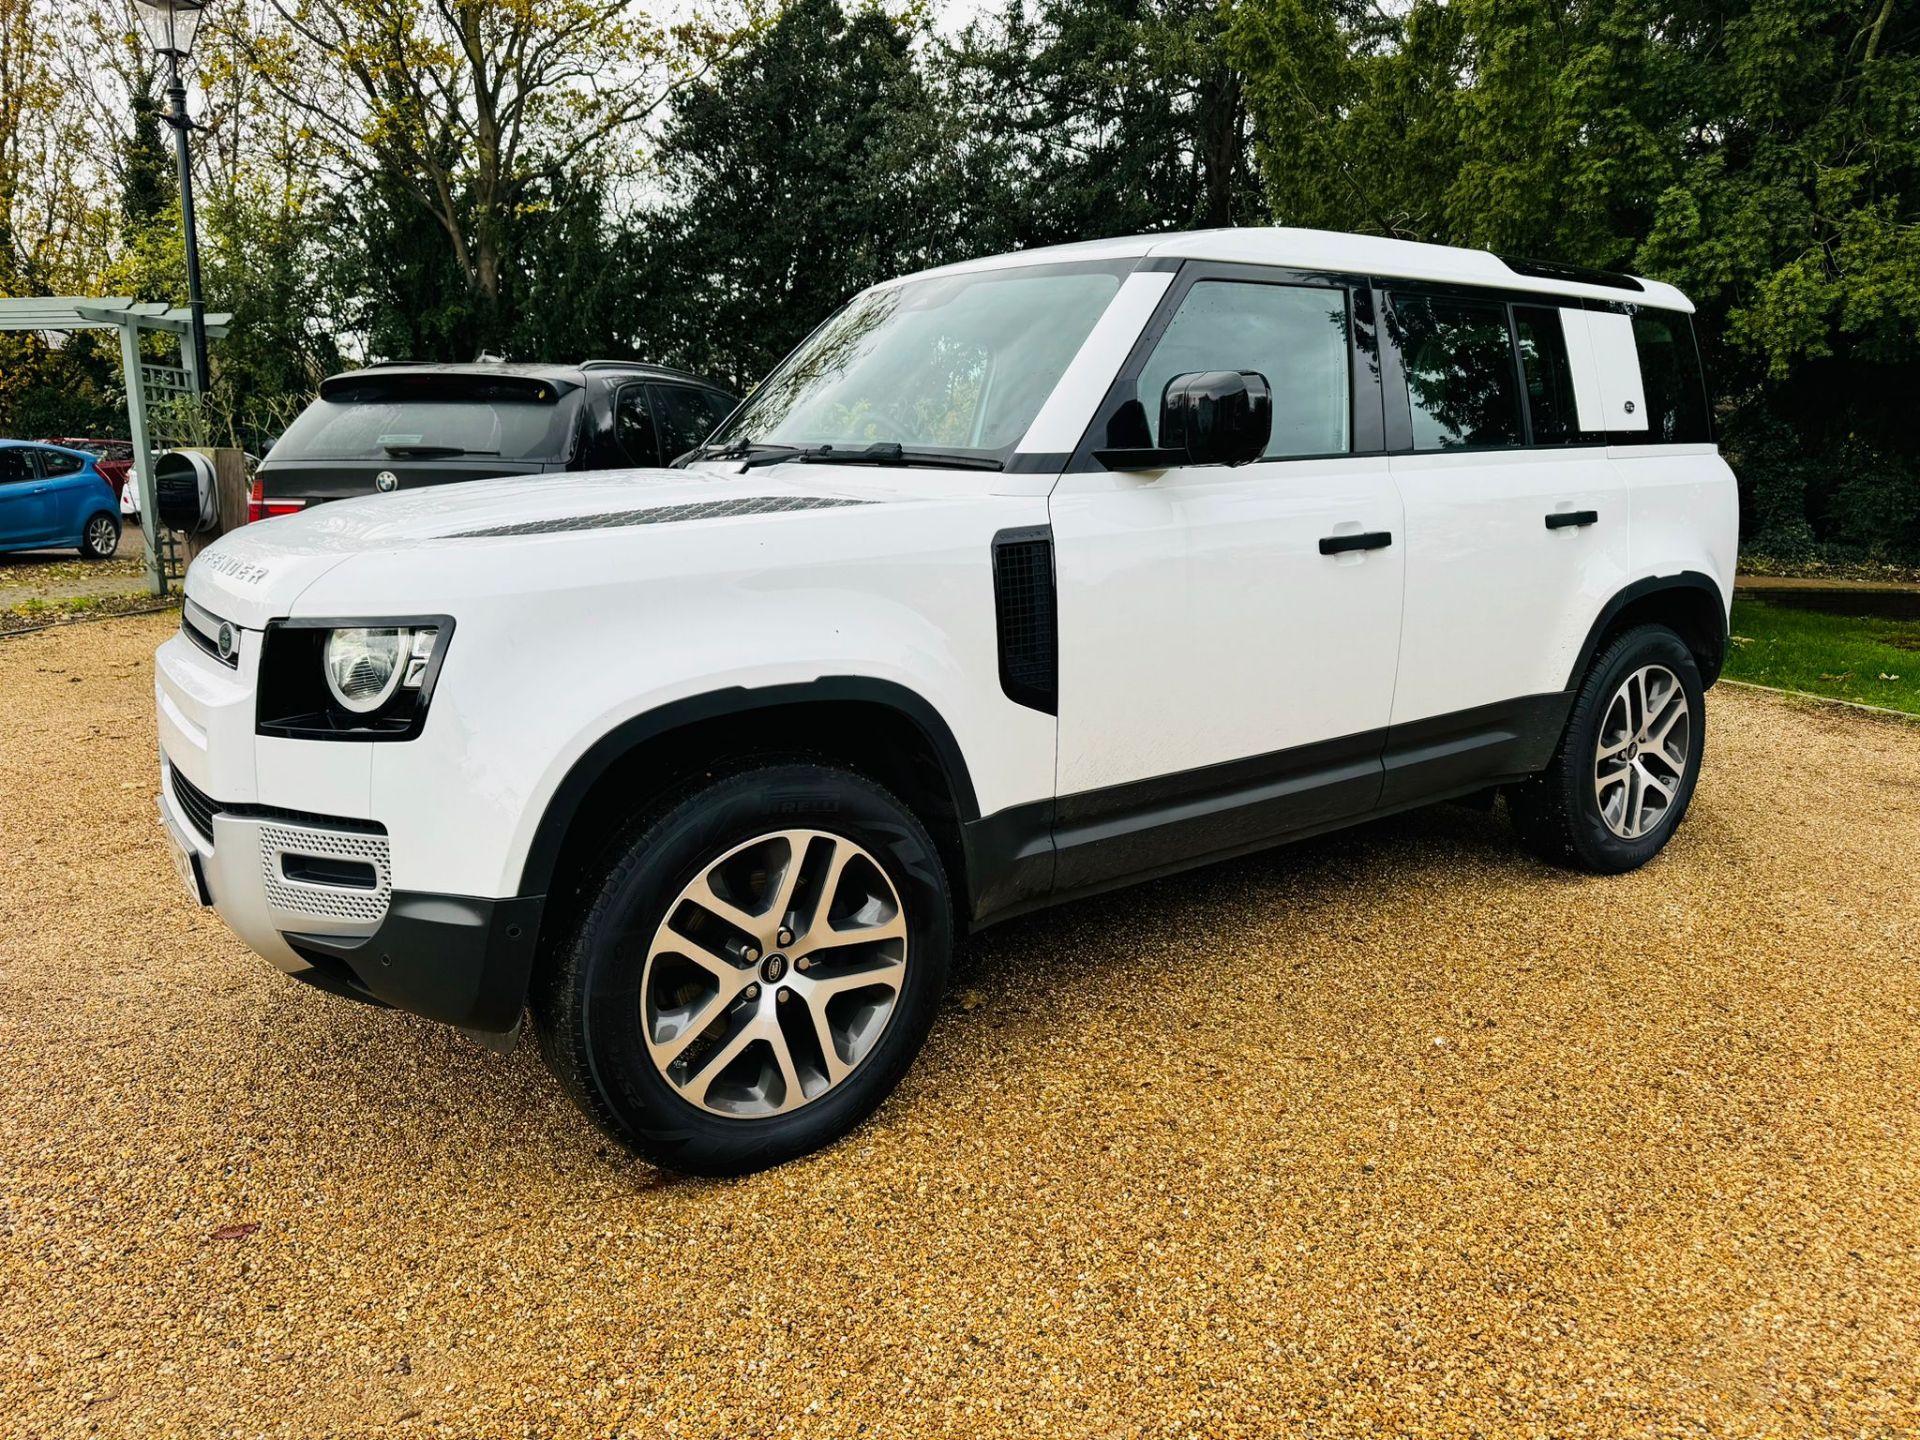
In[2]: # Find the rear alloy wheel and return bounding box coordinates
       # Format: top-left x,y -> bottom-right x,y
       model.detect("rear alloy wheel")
534,763 -> 951,1175
1592,664 -> 1691,840
79,512 -> 120,559
1508,624 -> 1706,873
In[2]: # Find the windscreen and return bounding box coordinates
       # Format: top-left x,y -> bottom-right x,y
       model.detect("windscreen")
707,264 -> 1126,461
269,378 -> 582,463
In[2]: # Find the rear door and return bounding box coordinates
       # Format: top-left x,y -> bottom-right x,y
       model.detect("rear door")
1381,288 -> 1632,801
0,447 -> 53,546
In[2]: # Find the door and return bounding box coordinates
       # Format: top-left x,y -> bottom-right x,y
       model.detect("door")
1379,289 -> 1631,801
0,447 -> 53,547
1048,271 -> 1406,891
34,447 -> 97,541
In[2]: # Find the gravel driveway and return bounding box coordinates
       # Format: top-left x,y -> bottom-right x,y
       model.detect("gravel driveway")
4,612 -> 1918,1438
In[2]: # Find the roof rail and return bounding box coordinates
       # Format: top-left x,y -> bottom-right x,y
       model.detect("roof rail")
1498,255 -> 1645,294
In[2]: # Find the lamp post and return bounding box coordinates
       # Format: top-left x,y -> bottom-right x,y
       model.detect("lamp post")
132,0 -> 211,394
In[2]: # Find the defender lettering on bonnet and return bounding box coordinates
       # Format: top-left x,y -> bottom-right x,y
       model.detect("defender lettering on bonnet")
153,226 -> 1736,1176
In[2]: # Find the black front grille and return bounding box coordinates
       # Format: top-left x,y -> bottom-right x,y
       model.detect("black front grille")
169,765 -> 219,843
180,602 -> 238,668
992,527 -> 1058,715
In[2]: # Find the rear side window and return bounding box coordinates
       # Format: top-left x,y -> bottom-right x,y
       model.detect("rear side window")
1138,280 -> 1351,458
650,386 -> 733,463
38,450 -> 85,475
1511,306 -> 1587,444
1631,311 -> 1710,443
1388,293 -> 1523,451
615,385 -> 659,467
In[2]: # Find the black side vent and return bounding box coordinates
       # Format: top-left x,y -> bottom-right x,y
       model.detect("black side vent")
992,527 -> 1058,715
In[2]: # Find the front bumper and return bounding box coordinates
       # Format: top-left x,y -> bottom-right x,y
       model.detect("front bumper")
159,752 -> 542,1033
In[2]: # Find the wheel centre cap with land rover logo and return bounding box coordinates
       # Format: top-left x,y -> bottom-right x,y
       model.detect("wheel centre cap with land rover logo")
374,470 -> 400,493
216,622 -> 236,661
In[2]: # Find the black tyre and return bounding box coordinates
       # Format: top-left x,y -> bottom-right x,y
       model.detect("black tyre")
532,762 -> 952,1175
1507,624 -> 1705,873
78,512 -> 121,559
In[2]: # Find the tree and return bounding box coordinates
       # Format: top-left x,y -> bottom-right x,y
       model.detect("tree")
1228,0 -> 1920,561
949,0 -> 1264,245
632,0 -> 992,389
252,0 -> 740,350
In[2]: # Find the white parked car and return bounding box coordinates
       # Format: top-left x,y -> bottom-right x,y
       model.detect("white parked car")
156,228 -> 1737,1173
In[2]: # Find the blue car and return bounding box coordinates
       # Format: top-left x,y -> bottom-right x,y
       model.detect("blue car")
0,440 -> 123,559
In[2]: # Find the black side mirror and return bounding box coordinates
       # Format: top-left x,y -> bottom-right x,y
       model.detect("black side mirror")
1094,370 -> 1272,471
1161,371 -> 1271,466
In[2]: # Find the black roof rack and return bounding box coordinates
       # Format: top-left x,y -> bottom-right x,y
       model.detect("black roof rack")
1498,255 -> 1645,293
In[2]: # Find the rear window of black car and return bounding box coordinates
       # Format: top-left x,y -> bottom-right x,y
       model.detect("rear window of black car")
269,375 -> 582,463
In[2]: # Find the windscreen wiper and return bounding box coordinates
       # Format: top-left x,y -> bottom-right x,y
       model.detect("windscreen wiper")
737,442 -> 1002,472
379,443 -> 481,458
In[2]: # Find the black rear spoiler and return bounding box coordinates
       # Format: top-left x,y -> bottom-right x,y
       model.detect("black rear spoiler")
318,371 -> 574,404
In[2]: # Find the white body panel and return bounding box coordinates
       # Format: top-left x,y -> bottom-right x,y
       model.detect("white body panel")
1051,457 -> 1404,793
1388,448 -> 1630,723
1618,444 -> 1741,601
167,470 -> 1054,900
1582,311 -> 1650,433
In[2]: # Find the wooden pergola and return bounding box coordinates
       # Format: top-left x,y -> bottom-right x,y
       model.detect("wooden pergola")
0,297 -> 233,595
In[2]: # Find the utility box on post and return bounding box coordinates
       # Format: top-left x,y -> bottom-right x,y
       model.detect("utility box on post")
155,447 -> 250,565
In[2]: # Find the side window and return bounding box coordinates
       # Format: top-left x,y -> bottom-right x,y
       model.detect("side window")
1389,293 -> 1523,451
1511,306 -> 1586,444
0,449 -> 33,483
38,450 -> 85,476
1137,279 -> 1351,459
649,385 -> 732,463
614,385 -> 659,467
1631,310 -> 1710,443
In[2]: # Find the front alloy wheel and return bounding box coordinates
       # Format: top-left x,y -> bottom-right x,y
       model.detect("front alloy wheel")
534,763 -> 952,1175
643,829 -> 908,1117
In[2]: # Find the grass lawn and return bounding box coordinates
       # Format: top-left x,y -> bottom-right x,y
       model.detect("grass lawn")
1725,597 -> 1920,715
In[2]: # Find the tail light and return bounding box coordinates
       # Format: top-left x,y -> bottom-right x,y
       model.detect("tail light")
248,475 -> 306,523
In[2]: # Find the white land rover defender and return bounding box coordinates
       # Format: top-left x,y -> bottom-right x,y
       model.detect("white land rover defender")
157,228 -> 1737,1174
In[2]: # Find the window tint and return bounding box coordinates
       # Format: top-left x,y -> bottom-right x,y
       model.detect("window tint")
1512,306 -> 1586,444
615,386 -> 659,467
270,388 -> 581,463
1631,310 -> 1710,443
38,449 -> 85,475
1389,293 -> 1523,451
0,449 -> 32,483
650,385 -> 733,463
1139,280 -> 1350,458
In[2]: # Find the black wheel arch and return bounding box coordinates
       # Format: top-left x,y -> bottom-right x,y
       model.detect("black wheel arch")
1567,571 -> 1729,690
517,677 -> 983,925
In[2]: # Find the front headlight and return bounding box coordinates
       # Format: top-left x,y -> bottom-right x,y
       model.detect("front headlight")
324,628 -> 408,712
258,618 -> 452,740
